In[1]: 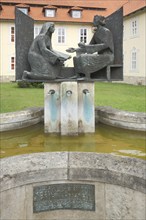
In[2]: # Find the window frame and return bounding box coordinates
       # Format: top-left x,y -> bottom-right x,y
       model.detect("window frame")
17,7 -> 28,15
72,10 -> 81,18
130,17 -> 138,37
10,26 -> 15,43
34,25 -> 42,38
57,27 -> 66,44
10,56 -> 15,71
79,27 -> 88,43
130,47 -> 138,72
45,9 -> 55,17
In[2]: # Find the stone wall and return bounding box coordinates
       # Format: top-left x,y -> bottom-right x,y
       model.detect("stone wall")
0,152 -> 145,220
95,106 -> 146,131
0,107 -> 44,132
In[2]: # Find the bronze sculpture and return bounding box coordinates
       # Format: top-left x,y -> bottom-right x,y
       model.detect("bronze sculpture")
67,15 -> 114,79
22,22 -> 71,80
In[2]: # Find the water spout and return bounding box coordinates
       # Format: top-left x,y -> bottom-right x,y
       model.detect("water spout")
48,89 -> 55,95
66,90 -> 72,97
83,89 -> 89,94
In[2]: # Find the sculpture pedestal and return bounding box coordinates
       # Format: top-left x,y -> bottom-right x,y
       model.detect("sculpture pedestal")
44,81 -> 95,135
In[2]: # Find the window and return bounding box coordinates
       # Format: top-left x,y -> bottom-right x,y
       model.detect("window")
11,26 -> 15,42
123,24 -> 125,39
18,8 -> 28,15
11,57 -> 15,70
131,18 -> 138,36
34,26 -> 42,38
45,9 -> 55,17
131,48 -> 137,71
57,28 -> 65,44
80,28 -> 87,43
72,10 -> 81,18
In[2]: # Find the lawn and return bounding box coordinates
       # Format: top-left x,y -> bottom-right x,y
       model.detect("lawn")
0,83 -> 44,113
0,82 -> 145,113
95,82 -> 146,112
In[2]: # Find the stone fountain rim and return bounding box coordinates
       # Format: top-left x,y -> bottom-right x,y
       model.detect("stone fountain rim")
0,152 -> 145,194
0,106 -> 145,132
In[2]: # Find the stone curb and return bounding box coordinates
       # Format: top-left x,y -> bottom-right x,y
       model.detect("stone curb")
0,107 -> 44,132
95,106 -> 146,131
0,152 -> 145,193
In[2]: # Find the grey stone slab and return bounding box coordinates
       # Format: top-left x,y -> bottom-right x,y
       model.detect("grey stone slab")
15,9 -> 34,80
0,152 -> 68,191
0,186 -> 26,220
61,82 -> 78,135
78,82 -> 95,133
105,184 -> 146,220
68,152 -> 146,193
44,83 -> 60,133
95,106 -> 146,131
95,106 -> 146,121
0,107 -> 43,131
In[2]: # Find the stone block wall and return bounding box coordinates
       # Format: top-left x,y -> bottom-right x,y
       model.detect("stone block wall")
0,152 -> 145,220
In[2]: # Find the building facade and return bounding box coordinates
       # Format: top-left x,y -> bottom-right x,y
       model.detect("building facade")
123,0 -> 146,85
0,0 -> 146,84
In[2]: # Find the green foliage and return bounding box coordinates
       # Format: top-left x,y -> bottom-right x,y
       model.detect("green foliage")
17,81 -> 44,88
0,82 -> 145,113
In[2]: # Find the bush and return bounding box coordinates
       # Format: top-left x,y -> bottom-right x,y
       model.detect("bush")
17,81 -> 44,88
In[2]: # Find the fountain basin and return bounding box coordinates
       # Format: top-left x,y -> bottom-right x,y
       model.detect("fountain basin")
0,152 -> 145,219
0,106 -> 145,132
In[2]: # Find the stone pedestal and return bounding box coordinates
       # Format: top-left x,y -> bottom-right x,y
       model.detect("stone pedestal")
44,81 -> 95,135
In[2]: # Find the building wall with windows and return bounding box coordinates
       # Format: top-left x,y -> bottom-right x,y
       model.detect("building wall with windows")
0,0 -> 127,82
0,1 -> 145,85
0,21 -> 16,81
123,8 -> 146,85
0,20 -> 93,81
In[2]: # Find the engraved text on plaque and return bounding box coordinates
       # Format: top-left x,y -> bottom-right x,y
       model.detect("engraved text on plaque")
33,183 -> 95,213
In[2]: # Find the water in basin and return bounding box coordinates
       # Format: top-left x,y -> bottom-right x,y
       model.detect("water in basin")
0,123 -> 145,160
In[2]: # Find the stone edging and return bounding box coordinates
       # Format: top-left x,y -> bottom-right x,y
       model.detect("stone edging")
0,107 -> 44,132
95,106 -> 146,131
0,106 -> 145,132
0,152 -> 145,194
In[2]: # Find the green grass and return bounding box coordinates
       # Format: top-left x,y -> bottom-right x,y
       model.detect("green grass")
0,82 -> 145,113
95,82 -> 146,112
0,83 -> 44,113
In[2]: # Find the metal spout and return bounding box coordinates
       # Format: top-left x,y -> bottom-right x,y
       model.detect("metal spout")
66,90 -> 72,96
48,89 -> 55,95
83,89 -> 89,94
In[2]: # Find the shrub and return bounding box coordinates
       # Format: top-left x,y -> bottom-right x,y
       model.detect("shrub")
17,81 -> 44,88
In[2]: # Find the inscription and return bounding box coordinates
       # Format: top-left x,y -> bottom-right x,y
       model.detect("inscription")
33,183 -> 95,213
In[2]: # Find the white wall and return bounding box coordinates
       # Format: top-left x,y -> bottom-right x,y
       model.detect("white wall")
123,9 -> 146,84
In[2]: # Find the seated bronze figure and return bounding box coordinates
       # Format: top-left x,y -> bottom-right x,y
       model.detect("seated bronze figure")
67,15 -> 114,79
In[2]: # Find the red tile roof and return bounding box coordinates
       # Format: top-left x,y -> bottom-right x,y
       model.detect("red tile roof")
0,0 -> 145,22
124,0 -> 146,16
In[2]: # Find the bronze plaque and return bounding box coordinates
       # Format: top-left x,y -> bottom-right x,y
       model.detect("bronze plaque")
33,183 -> 95,213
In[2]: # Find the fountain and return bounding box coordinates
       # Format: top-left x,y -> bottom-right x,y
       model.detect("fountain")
0,7 -> 146,220
15,7 -> 123,136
